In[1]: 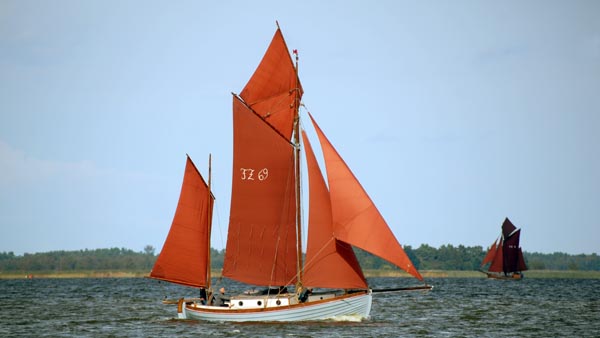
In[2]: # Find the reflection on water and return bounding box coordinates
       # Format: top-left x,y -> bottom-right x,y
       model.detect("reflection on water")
0,277 -> 598,337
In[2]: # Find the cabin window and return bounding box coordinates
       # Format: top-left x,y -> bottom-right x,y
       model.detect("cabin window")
238,301 -> 243,307
257,301 -> 262,306
276,300 -> 281,306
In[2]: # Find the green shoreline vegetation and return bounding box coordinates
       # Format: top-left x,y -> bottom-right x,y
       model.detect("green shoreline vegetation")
2,246 -> 598,280
2,269 -> 600,280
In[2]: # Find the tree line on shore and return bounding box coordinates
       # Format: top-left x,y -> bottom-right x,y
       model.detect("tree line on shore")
1,244 -> 598,273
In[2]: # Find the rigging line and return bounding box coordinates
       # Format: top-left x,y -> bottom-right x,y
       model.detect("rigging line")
269,228 -> 281,288
298,141 -> 307,250
232,93 -> 295,146
295,109 -> 308,254
236,88 -> 303,117
371,285 -> 433,293
303,237 -> 336,272
267,158 -> 296,288
297,107 -> 315,248
212,200 -> 227,284
281,237 -> 337,289
289,87 -> 303,97
250,89 -> 299,120
205,161 -> 226,278
243,90 -> 293,107
213,195 -> 226,251
298,105 -> 308,132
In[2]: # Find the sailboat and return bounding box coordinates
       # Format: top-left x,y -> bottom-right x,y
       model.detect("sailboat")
149,24 -> 431,322
480,217 -> 528,280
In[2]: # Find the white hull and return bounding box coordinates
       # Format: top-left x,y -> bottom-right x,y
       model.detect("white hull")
178,291 -> 372,322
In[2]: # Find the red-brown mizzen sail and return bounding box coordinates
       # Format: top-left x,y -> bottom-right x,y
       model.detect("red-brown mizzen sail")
222,96 -> 297,286
301,130 -> 368,289
239,28 -> 303,140
308,113 -> 424,281
150,155 -> 214,288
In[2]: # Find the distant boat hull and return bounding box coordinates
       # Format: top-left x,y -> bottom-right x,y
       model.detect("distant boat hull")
482,271 -> 524,280
178,290 -> 372,322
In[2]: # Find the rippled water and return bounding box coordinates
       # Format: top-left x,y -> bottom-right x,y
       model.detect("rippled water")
1,277 -> 598,337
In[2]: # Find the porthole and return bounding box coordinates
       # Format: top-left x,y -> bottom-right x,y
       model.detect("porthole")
257,301 -> 262,306
238,301 -> 244,306
276,300 -> 281,305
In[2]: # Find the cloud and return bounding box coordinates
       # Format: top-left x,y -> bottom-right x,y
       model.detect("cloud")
0,139 -> 162,189
0,140 -> 103,186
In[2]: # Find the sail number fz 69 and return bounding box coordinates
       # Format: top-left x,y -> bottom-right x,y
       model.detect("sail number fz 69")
240,168 -> 269,181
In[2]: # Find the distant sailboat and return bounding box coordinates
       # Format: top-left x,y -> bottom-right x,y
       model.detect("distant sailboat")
149,24 -> 431,322
480,218 -> 528,280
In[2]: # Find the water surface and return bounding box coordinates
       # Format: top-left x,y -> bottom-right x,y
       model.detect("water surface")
1,277 -> 598,337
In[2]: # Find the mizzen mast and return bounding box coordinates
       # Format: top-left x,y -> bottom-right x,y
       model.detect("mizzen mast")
206,154 -> 213,291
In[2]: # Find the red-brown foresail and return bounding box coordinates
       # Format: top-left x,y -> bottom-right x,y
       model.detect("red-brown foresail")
308,113 -> 424,281
302,130 -> 368,289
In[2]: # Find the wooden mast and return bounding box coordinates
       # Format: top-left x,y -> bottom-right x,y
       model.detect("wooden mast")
293,44 -> 303,288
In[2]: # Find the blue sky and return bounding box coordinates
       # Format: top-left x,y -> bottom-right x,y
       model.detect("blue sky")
1,1 -> 599,256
